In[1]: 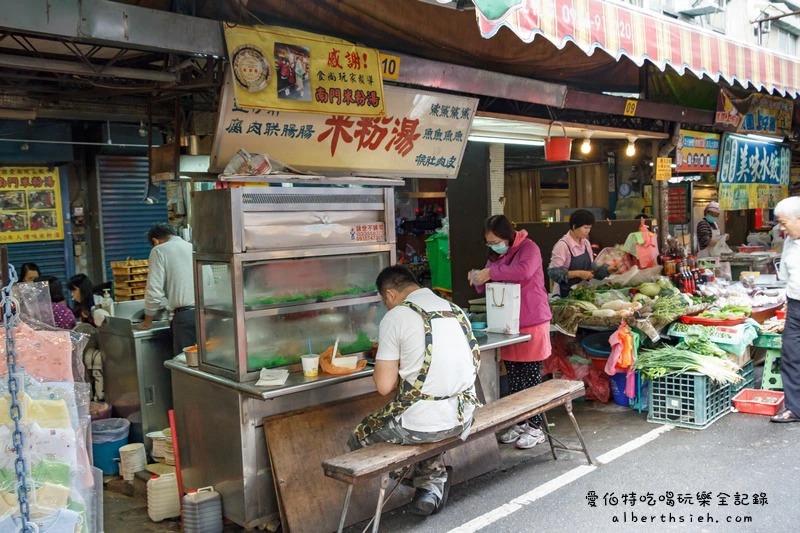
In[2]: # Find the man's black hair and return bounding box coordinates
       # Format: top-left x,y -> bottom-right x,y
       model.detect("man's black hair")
147,223 -> 177,243
375,265 -> 420,295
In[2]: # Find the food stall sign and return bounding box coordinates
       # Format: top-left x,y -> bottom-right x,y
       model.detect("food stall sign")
223,24 -> 385,117
211,73 -> 478,179
716,133 -> 790,210
675,130 -> 720,174
714,87 -> 793,138
667,183 -> 689,224
655,157 -> 672,181
0,167 -> 64,243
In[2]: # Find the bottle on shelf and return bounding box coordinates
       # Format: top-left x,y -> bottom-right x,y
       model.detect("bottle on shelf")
101,289 -> 115,317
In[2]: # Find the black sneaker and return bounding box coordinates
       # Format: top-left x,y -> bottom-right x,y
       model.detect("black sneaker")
410,489 -> 439,516
433,466 -> 453,514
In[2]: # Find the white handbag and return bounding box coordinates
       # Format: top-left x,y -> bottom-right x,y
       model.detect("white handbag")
486,282 -> 521,334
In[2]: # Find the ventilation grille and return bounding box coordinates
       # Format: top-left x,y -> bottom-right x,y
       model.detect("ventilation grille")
242,193 -> 383,206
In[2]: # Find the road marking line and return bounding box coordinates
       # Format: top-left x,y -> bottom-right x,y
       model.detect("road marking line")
449,425 -> 674,532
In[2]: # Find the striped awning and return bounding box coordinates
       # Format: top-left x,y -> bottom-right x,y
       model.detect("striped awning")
474,0 -> 800,98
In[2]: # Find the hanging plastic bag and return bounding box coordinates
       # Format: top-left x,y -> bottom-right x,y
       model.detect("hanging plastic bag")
712,233 -> 733,255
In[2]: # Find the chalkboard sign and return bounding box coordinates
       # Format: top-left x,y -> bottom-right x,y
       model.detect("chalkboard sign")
668,183 -> 690,224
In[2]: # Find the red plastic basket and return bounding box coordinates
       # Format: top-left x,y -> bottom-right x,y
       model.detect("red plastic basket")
732,389 -> 784,416
680,315 -> 747,326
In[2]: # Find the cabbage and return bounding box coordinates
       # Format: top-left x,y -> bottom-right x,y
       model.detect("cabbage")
637,282 -> 662,297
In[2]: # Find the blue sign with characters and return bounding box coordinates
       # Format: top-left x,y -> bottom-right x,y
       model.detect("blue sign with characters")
717,133 -> 791,185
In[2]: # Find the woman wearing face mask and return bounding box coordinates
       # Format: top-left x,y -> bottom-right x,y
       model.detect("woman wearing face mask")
696,201 -> 724,258
547,209 -> 608,298
469,215 -> 552,449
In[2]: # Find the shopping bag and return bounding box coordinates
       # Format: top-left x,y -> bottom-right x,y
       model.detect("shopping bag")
486,282 -> 521,334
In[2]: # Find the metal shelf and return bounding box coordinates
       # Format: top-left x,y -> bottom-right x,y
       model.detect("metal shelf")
243,294 -> 381,318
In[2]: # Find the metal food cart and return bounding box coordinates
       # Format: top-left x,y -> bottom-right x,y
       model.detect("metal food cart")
168,178 -> 531,528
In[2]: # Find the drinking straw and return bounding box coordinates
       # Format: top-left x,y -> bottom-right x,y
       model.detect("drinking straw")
307,338 -> 313,355
332,336 -> 340,360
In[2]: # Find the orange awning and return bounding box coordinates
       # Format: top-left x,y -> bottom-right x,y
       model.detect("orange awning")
475,0 -> 800,98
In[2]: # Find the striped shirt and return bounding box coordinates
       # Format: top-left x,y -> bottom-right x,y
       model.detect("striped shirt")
696,219 -> 717,250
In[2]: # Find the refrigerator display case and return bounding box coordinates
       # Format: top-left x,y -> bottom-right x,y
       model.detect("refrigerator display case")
192,183 -> 396,381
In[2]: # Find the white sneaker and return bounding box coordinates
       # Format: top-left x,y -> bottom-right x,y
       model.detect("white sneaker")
515,426 -> 546,449
498,423 -> 527,444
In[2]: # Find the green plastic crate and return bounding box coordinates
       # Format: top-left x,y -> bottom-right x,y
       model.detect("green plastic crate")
753,334 -> 782,350
425,233 -> 451,290
647,371 -> 731,429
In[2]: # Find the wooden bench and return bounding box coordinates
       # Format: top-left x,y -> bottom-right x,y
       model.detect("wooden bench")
322,378 -> 593,532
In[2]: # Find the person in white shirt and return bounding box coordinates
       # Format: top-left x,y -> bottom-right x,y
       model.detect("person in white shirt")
773,197 -> 800,422
139,223 -> 195,355
348,266 -> 480,516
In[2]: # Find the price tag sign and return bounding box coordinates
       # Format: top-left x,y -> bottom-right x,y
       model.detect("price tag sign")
380,53 -> 400,80
623,99 -> 638,116
656,157 -> 672,181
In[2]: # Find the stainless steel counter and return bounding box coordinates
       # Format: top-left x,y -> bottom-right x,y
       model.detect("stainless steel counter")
168,331 -> 528,401
97,301 -> 173,440
166,331 -> 529,529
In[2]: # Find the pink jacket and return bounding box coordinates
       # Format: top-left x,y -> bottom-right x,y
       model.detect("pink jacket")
476,230 -> 552,328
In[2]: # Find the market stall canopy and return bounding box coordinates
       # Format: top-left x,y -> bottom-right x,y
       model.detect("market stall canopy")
216,0 -> 641,93
473,0 -> 800,98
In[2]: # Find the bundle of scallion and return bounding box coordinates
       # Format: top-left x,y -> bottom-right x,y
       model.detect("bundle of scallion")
634,345 -> 742,383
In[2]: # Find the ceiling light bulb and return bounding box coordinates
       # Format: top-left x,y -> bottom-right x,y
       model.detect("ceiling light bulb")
625,137 -> 636,157
580,138 -> 591,154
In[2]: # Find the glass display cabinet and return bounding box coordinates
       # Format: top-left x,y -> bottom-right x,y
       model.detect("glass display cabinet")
192,183 -> 397,381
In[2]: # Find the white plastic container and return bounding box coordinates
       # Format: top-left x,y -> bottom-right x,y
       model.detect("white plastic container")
147,473 -> 181,522
182,486 -> 223,533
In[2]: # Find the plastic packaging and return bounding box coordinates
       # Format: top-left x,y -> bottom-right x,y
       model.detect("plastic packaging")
101,289 -> 115,316
92,418 -> 130,444
147,473 -> 181,522
182,487 -> 223,533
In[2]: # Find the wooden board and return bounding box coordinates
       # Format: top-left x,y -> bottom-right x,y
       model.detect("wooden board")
264,393 -> 413,533
264,392 -> 502,533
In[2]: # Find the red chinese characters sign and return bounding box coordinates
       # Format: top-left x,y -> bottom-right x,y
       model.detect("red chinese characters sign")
0,167 -> 64,243
223,24 -> 385,117
212,79 -> 478,179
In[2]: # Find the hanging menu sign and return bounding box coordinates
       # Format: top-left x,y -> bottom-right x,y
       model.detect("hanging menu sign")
223,24 -> 385,117
0,167 -> 64,243
667,184 -> 689,224
211,72 -> 478,179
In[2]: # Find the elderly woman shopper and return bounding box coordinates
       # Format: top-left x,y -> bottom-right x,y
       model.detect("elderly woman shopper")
547,209 -> 609,297
772,197 -> 800,423
469,215 -> 552,449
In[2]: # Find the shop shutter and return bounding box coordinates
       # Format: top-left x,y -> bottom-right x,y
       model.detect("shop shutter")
97,155 -> 167,282
6,241 -> 69,284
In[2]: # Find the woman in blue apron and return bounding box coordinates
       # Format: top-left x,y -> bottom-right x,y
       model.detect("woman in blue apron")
547,209 -> 608,297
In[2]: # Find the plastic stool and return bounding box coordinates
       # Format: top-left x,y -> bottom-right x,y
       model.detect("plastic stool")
761,349 -> 783,390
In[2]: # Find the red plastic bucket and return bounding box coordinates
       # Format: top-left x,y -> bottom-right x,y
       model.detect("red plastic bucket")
544,122 -> 573,161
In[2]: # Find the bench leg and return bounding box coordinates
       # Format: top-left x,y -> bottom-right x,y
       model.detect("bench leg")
564,401 -> 594,465
336,484 -> 353,533
540,411 -> 557,461
372,473 -> 391,533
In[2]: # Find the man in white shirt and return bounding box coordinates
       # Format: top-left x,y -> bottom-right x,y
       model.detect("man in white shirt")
348,266 -> 480,516
773,197 -> 800,423
140,223 -> 196,355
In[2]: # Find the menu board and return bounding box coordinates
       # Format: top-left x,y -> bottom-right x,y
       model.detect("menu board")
667,184 -> 689,224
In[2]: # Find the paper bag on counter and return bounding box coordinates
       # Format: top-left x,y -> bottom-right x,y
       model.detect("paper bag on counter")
486,282 -> 521,334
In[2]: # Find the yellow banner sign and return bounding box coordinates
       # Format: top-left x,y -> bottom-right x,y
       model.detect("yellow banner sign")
0,167 -> 64,243
718,183 -> 787,210
655,157 -> 672,181
223,24 -> 385,116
